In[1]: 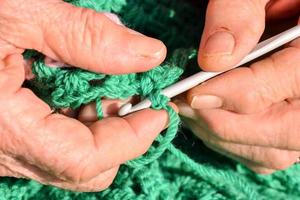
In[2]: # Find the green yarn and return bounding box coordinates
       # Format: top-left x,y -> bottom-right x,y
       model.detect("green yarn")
2,0 -> 300,199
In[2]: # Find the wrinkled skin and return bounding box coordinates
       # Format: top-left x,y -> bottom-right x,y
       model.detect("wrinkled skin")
0,0 -> 171,192
179,0 -> 300,174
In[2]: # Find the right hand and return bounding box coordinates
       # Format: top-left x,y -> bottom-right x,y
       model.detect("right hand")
0,0 -> 168,192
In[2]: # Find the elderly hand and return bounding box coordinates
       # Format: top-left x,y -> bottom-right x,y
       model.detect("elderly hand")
0,0 -> 169,192
179,0 -> 300,174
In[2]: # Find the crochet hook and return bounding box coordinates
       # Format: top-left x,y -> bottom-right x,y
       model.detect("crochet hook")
119,25 -> 300,116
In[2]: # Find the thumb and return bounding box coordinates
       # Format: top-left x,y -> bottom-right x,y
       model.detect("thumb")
188,38 -> 300,114
1,0 -> 166,74
198,0 -> 268,71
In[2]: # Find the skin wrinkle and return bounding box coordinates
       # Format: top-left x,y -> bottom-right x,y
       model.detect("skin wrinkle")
0,154 -> 41,179
68,7 -> 86,66
187,118 -> 275,173
271,48 -> 299,99
81,9 -> 94,54
89,12 -> 107,73
32,120 -> 66,174
268,55 -> 292,100
28,116 -> 81,180
42,4 -> 71,62
75,154 -> 98,183
249,58 -> 279,109
201,127 -> 296,170
281,105 -> 300,150
0,163 -> 23,178
286,47 -> 300,98
11,157 -> 60,182
70,144 -> 102,183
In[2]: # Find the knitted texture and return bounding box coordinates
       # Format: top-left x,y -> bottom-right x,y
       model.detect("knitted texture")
2,0 -> 300,199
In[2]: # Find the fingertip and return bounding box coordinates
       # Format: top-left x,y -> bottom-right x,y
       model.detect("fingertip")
173,99 -> 197,119
198,0 -> 267,72
198,30 -> 242,71
126,34 -> 167,72
94,26 -> 167,74
169,102 -> 179,113
124,108 -> 169,139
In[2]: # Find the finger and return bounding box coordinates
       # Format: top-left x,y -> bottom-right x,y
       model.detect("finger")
184,117 -> 293,172
188,38 -> 300,113
0,155 -> 118,192
11,104 -> 169,183
194,99 -> 300,151
198,0 -> 268,71
204,139 -> 299,171
183,117 -> 276,174
203,141 -> 275,174
0,40 -> 24,60
0,163 -> 24,178
175,98 -> 199,120
266,0 -> 300,20
88,108 -> 170,169
2,1 -> 166,74
0,54 -> 25,97
47,167 -> 118,192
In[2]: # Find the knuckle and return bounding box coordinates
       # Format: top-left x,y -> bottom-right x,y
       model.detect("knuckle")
78,9 -> 110,72
244,62 -> 276,112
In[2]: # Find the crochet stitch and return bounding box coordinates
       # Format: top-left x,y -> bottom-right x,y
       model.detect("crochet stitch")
2,0 -> 300,199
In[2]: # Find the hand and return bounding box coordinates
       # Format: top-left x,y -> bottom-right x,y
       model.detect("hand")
0,0 -> 169,191
179,1 -> 300,174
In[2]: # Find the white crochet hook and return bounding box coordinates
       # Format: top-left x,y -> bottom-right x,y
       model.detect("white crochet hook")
119,25 -> 300,116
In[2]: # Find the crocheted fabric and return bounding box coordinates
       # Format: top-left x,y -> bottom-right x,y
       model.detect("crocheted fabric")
1,0 -> 300,199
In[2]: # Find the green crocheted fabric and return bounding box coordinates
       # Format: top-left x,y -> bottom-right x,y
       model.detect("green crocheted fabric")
2,0 -> 300,199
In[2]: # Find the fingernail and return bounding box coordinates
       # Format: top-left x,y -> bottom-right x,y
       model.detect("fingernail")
129,36 -> 166,59
191,95 -> 223,109
176,102 -> 197,119
204,31 -> 235,56
44,57 -> 66,68
103,13 -> 123,26
168,102 -> 179,113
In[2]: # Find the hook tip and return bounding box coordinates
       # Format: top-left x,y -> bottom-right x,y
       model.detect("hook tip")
118,103 -> 133,116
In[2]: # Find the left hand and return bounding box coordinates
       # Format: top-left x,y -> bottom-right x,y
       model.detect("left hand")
0,0 -> 168,191
178,0 -> 300,174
